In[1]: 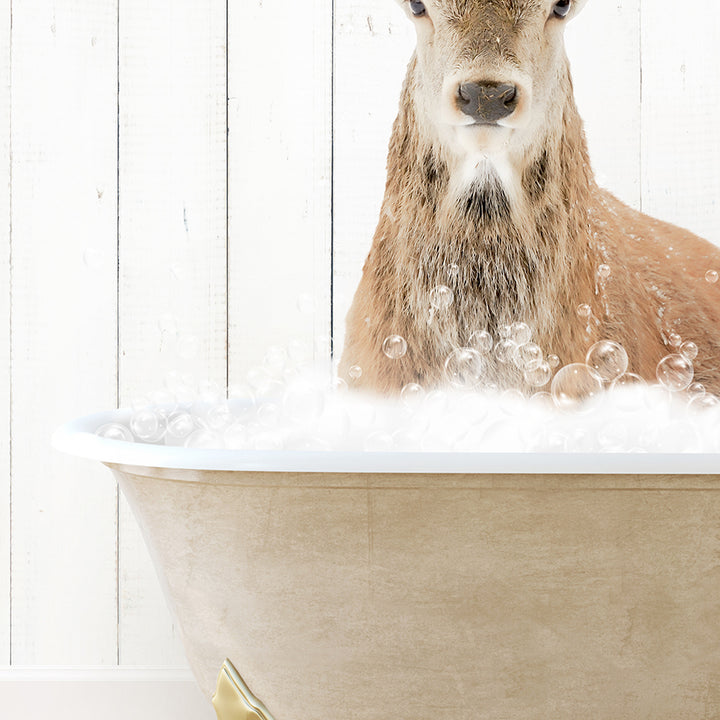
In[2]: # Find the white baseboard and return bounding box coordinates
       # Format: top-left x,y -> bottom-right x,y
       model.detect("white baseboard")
0,667 -> 216,720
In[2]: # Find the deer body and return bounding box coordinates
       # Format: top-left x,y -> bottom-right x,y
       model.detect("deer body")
340,0 -> 720,394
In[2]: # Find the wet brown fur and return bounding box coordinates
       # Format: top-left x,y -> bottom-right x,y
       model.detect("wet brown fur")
340,1 -> 720,394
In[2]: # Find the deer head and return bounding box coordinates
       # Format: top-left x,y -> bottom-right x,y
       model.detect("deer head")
396,0 -> 589,198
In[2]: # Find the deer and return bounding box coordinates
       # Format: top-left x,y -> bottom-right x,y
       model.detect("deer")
339,0 -> 720,397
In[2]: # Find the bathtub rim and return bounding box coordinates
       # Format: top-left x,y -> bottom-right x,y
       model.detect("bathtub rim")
52,408 -> 720,475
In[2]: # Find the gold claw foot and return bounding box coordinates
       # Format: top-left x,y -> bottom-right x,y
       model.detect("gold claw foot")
212,659 -> 275,720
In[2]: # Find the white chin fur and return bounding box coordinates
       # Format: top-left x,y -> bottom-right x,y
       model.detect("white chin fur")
447,126 -> 520,203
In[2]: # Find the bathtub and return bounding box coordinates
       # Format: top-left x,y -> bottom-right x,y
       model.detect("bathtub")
54,409 -> 720,719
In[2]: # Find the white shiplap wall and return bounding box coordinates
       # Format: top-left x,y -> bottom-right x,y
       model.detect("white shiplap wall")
2,0 -> 719,716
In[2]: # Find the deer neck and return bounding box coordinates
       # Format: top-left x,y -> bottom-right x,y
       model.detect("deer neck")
377,61 -> 599,349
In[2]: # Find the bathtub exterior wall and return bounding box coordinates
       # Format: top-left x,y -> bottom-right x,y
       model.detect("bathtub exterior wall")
111,465 -> 720,720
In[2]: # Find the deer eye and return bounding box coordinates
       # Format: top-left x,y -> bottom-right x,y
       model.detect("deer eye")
552,0 -> 571,18
409,1 -> 427,17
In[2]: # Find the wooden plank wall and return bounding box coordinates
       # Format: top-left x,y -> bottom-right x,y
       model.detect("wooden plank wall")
0,0 -> 10,667
10,0 -> 118,663
117,0 -> 227,667
1,0 -> 719,673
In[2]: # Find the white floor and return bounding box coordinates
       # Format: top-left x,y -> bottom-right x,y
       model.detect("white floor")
0,667 -> 216,720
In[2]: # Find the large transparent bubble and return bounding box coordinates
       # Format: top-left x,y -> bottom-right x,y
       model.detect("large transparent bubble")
551,363 -> 604,412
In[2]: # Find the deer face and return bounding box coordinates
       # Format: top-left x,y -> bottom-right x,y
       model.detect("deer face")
397,0 -> 588,188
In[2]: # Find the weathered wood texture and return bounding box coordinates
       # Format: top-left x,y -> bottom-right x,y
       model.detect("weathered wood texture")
227,0 -> 332,380
9,0 -> 118,663
118,0 -> 227,666
0,0 -> 10,666
2,0 -> 719,675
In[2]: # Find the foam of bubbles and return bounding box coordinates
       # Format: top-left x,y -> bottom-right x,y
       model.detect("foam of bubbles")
95,335 -> 720,454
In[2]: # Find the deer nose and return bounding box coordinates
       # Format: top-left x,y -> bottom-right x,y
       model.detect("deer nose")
457,82 -> 518,123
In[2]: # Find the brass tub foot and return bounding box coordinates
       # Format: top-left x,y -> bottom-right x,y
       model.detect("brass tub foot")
212,659 -> 275,720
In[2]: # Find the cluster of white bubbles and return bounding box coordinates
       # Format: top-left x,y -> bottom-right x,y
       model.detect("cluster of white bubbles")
95,320 -> 720,453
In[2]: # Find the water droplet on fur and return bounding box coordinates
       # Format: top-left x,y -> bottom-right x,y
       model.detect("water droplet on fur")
494,339 -> 517,364
382,335 -> 408,360
656,354 -> 694,392
429,285 -> 454,310
509,322 -> 532,346
518,342 -> 543,371
469,330 -> 493,354
524,361 -> 552,388
585,340 -> 628,382
551,363 -> 603,412
680,341 -> 698,361
444,348 -> 485,388
597,264 -> 611,280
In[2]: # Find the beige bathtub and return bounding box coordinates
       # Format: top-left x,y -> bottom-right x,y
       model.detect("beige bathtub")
54,410 -> 720,719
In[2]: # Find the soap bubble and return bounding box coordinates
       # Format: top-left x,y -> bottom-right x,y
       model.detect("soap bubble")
96,422 -> 134,442
283,381 -> 325,423
680,341 -> 698,361
400,382 -> 425,408
251,432 -> 283,451
148,389 -> 178,417
509,322 -> 532,346
423,389 -> 448,414
687,382 -> 705,399
668,332 -> 682,348
197,380 -> 224,405
518,342 -> 543,371
429,285 -> 454,310
204,402 -> 235,432
263,345 -> 288,375
547,354 -> 561,369
611,372 -> 646,390
494,339 -> 517,364
364,431 -> 394,452
689,393 -> 720,411
185,428 -> 222,449
705,270 -> 718,283
656,354 -> 694,392
585,340 -> 628,383
130,408 -> 163,441
444,348 -> 485,388
469,330 -> 493,354
597,264 -> 611,280
382,335 -> 408,360
348,365 -> 363,381
551,363 -> 603,412
609,372 -> 647,411
223,423 -> 248,449
165,412 -> 195,440
524,361 -> 552,388
447,263 -> 460,279
332,377 -> 348,393
576,303 -> 592,318
257,403 -> 281,427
